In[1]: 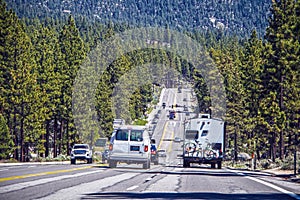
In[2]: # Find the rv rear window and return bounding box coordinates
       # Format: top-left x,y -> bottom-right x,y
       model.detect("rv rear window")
116,130 -> 129,141
130,130 -> 143,141
185,130 -> 198,140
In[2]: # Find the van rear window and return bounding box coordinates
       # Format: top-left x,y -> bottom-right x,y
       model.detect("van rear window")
130,130 -> 143,141
116,130 -> 129,141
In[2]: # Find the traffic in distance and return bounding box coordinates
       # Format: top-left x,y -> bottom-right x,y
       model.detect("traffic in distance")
0,87 -> 298,200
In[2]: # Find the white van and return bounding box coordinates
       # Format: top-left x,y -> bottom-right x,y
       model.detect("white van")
108,125 -> 151,169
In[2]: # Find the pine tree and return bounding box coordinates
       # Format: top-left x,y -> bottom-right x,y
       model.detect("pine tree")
0,1 -> 40,161
58,15 -> 86,155
241,30 -> 266,157
263,0 -> 299,160
31,25 -> 63,157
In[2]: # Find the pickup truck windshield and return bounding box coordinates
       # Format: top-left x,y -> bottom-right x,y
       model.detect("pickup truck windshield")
73,145 -> 88,149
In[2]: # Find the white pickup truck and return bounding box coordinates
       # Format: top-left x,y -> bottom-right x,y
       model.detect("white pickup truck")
183,114 -> 225,169
70,144 -> 93,164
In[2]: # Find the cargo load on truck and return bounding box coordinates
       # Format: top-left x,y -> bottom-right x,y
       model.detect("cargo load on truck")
183,114 -> 225,169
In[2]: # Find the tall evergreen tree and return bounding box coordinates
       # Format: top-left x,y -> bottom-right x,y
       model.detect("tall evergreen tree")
31,25 -> 64,157
0,0 -> 41,161
241,30 -> 266,158
263,0 -> 299,160
58,15 -> 86,155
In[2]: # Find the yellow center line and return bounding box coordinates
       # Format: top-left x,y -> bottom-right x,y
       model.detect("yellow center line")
0,165 -> 92,182
158,121 -> 169,150
168,131 -> 175,153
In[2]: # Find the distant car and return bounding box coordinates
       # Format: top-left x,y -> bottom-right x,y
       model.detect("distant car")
150,139 -> 159,165
174,137 -> 181,143
70,144 -> 93,164
157,149 -> 167,157
102,149 -> 109,162
183,106 -> 188,111
162,102 -> 166,109
169,110 -> 176,119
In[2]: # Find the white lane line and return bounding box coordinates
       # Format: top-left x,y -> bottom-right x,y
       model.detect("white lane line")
126,185 -> 139,191
145,177 -> 152,182
0,170 -> 102,194
37,173 -> 138,200
246,176 -> 300,200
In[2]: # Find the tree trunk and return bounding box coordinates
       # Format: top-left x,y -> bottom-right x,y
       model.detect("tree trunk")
20,113 -> 24,162
66,120 -> 70,155
13,109 -> 19,161
234,126 -> 238,162
279,130 -> 284,159
53,116 -> 58,158
45,121 -> 50,158
59,119 -> 64,155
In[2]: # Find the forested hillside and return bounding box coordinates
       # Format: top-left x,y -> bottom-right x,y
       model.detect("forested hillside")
6,0 -> 271,37
0,0 -> 299,165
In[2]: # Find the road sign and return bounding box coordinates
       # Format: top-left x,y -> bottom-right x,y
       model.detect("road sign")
95,138 -> 107,147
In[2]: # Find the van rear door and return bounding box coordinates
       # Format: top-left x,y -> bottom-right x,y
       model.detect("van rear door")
113,129 -> 129,154
129,129 -> 147,157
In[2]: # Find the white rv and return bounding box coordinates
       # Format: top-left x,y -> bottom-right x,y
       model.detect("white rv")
183,114 -> 225,168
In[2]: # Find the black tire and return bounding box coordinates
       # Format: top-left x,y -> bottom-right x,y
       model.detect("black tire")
211,163 -> 216,169
217,161 -> 222,169
183,159 -> 190,168
71,159 -> 76,165
109,161 -> 117,168
87,158 -> 92,164
143,160 -> 150,169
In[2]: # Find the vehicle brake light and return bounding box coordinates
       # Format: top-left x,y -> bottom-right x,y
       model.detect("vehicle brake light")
109,144 -> 113,151
144,145 -> 148,152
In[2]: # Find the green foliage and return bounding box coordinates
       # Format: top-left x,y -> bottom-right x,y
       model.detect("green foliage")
133,119 -> 148,126
5,0 -> 271,37
0,114 -> 14,159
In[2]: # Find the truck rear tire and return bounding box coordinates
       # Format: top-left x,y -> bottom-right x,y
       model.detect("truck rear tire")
71,159 -> 76,165
217,161 -> 222,169
211,163 -> 216,169
143,160 -> 150,169
183,159 -> 190,168
109,161 -> 117,168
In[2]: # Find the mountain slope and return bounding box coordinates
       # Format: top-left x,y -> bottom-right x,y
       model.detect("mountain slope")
6,0 -> 271,37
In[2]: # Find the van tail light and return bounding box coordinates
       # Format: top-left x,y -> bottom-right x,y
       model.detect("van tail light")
109,144 -> 113,151
144,145 -> 149,152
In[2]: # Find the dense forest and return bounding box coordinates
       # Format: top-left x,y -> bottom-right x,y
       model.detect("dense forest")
6,0 -> 271,37
0,0 -> 299,163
